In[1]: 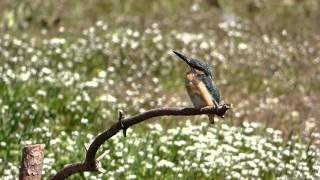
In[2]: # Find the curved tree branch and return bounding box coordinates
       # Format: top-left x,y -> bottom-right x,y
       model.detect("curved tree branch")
51,104 -> 231,179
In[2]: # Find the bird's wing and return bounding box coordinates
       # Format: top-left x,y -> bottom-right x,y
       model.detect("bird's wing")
196,80 -> 215,106
200,75 -> 220,106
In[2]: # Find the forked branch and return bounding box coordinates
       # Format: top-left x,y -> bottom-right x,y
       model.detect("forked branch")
51,104 -> 231,179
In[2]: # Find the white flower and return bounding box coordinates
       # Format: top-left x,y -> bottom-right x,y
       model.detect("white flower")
19,71 -> 30,81
31,103 -> 38,110
98,71 -> 107,78
81,118 -> 88,124
174,140 -> 186,146
127,174 -> 136,179
158,159 -> 175,168
84,81 -> 98,88
36,90 -> 47,97
99,94 -> 116,103
238,43 -> 248,50
50,38 -> 66,45
200,41 -> 209,49
145,162 -> 152,169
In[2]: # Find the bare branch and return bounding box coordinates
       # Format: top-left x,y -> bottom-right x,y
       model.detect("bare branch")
51,104 -> 231,179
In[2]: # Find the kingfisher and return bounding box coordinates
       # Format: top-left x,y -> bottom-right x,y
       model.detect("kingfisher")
173,50 -> 221,123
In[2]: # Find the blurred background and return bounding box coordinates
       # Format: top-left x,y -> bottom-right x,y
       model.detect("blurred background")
0,0 -> 320,179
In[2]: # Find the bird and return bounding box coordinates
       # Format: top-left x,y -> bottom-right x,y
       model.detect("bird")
173,50 -> 220,123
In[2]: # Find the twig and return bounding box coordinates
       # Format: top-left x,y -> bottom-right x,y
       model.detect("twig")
51,104 -> 231,179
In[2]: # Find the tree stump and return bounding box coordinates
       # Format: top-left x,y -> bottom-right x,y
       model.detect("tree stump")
19,144 -> 45,180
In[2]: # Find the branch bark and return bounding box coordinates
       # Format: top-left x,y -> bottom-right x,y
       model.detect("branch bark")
51,104 -> 231,179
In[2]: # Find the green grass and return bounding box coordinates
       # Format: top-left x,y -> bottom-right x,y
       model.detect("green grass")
0,0 -> 320,179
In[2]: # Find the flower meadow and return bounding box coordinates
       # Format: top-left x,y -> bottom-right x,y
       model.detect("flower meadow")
2,121 -> 320,179
1,0 -> 320,179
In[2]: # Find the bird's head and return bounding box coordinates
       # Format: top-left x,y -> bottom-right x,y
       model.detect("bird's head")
173,50 -> 213,77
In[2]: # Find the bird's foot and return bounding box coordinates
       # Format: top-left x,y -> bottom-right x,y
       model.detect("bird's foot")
200,103 -> 231,118
208,114 -> 215,124
200,105 -> 216,111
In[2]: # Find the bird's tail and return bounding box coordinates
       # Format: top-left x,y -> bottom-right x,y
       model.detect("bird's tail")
208,114 -> 215,124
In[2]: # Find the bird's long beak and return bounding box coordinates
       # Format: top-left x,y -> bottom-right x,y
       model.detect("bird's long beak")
173,50 -> 192,67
